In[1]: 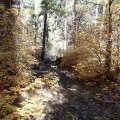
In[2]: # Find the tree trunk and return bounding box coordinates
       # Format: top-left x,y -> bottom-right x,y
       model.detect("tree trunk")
105,0 -> 113,78
34,16 -> 38,45
63,0 -> 68,50
41,0 -> 48,60
73,0 -> 78,43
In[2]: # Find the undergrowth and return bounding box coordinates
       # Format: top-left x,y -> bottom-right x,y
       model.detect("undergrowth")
0,8 -> 47,120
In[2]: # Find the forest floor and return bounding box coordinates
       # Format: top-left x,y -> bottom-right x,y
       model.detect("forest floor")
27,61 -> 120,120
0,9 -> 120,120
0,35 -> 120,120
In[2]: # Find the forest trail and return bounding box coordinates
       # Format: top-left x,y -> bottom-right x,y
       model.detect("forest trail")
21,61 -> 120,120
0,2 -> 120,120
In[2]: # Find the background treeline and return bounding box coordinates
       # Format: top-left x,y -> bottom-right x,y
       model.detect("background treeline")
27,0 -> 120,81
1,0 -> 120,81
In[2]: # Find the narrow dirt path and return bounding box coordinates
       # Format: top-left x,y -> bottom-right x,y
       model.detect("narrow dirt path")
27,62 -> 120,120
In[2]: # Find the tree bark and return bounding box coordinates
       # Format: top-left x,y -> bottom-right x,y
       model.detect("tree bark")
34,16 -> 38,45
105,0 -> 113,78
41,0 -> 48,60
73,0 -> 78,43
64,0 -> 68,50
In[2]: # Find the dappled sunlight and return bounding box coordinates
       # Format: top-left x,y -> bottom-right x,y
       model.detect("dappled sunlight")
0,7 -> 20,119
0,4 -> 43,119
0,0 -> 120,120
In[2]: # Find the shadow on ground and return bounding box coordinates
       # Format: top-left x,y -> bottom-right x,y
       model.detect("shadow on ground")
32,60 -> 120,120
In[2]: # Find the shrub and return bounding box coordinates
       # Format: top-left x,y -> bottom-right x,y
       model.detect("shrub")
61,29 -> 105,79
